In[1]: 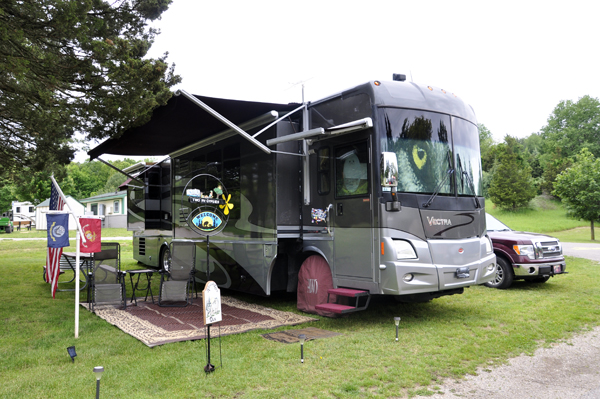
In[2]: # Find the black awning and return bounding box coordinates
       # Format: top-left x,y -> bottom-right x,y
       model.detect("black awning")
88,93 -> 300,159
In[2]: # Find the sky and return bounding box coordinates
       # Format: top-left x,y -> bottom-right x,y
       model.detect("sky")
81,0 -> 600,162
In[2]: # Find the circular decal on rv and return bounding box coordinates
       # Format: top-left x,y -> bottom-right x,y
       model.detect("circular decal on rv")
181,173 -> 232,237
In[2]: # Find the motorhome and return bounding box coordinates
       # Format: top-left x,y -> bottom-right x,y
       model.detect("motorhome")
89,75 -> 496,314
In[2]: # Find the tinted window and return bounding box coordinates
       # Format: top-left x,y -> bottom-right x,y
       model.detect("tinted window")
335,142 -> 369,197
453,118 -> 483,196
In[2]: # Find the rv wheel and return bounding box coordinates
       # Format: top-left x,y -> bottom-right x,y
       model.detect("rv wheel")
160,247 -> 171,272
297,254 -> 334,316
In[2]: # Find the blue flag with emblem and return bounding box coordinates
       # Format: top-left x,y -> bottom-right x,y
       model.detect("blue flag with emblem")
47,213 -> 70,248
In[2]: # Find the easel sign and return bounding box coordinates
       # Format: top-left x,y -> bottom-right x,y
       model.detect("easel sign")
203,281 -> 222,325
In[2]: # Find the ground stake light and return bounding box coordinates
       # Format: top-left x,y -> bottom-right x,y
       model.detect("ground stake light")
67,346 -> 77,362
93,366 -> 104,399
299,334 -> 306,363
394,317 -> 401,342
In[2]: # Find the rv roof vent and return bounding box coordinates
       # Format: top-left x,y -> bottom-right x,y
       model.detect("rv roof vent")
393,74 -> 406,82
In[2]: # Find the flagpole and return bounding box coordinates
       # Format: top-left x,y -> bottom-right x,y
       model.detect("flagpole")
75,229 -> 80,338
50,175 -> 86,339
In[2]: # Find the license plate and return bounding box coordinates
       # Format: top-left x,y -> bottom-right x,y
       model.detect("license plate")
455,267 -> 470,279
553,265 -> 562,273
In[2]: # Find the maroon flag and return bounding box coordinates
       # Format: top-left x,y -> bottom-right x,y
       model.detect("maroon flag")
79,218 -> 101,253
47,181 -> 66,298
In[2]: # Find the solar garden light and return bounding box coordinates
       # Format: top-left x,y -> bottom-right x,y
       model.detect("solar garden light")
93,366 -> 104,399
67,346 -> 77,362
394,317 -> 401,342
298,334 -> 306,363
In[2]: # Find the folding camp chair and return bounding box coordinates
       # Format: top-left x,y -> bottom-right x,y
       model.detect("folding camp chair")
158,241 -> 196,307
90,242 -> 126,312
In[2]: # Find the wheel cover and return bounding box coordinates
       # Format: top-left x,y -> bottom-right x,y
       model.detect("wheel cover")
297,255 -> 334,316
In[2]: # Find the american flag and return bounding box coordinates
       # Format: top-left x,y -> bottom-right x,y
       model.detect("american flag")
46,181 -> 65,298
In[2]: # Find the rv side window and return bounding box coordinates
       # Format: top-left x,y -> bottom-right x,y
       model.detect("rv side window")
335,142 -> 369,197
317,147 -> 330,195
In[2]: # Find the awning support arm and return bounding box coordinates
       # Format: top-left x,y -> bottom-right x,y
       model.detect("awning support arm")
175,90 -> 272,154
252,103 -> 306,139
96,157 -> 145,186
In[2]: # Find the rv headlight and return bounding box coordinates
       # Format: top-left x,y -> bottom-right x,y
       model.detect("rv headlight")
482,235 -> 493,254
393,240 -> 417,260
513,244 -> 536,260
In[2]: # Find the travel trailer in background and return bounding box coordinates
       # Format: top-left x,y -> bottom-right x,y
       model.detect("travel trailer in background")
89,75 -> 496,314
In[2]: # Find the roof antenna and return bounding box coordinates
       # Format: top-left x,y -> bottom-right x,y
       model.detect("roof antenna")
410,71 -> 414,82
287,77 -> 314,103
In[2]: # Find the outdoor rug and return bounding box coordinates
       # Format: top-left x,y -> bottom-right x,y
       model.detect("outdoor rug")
83,297 -> 317,347
261,327 -> 342,344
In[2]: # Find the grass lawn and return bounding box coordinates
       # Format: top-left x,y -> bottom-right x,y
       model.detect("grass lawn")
1,205 -> 599,398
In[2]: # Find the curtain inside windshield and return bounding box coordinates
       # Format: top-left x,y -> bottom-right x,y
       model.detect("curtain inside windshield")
380,109 -> 452,195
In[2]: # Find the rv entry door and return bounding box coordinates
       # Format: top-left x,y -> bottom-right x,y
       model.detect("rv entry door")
332,140 -> 374,280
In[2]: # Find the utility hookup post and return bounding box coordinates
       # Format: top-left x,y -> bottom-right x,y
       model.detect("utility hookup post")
203,281 -> 222,373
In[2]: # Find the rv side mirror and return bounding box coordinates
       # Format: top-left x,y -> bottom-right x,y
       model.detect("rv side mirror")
381,152 -> 398,188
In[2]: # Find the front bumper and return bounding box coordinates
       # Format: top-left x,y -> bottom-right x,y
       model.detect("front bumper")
513,260 -> 566,277
380,252 -> 497,296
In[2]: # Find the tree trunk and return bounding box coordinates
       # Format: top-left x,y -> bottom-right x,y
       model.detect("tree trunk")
592,220 -> 595,241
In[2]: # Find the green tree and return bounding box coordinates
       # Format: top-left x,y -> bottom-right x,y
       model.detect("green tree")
488,136 -> 536,210
478,123 -> 495,173
0,0 -> 180,178
540,147 -> 572,196
0,177 -> 15,212
553,148 -> 600,240
541,96 -> 600,159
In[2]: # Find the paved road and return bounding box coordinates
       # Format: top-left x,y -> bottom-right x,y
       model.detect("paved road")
417,242 -> 600,399
562,242 -> 600,263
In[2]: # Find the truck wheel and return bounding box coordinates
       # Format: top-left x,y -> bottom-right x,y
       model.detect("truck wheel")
484,257 -> 514,289
160,247 -> 171,272
297,254 -> 334,316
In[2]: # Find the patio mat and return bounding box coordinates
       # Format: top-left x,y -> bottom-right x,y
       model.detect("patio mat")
262,327 -> 342,343
83,297 -> 317,347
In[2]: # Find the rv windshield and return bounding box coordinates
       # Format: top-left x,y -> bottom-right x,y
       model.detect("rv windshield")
378,108 -> 482,197
379,108 -> 452,195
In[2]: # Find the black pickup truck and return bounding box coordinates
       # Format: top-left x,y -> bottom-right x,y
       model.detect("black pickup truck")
484,213 -> 567,289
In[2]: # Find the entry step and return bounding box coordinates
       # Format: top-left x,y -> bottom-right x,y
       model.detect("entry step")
327,288 -> 369,298
314,288 -> 371,316
315,303 -> 359,314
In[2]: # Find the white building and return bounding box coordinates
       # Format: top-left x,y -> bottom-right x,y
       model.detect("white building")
11,201 -> 36,229
35,196 -> 85,231
79,191 -> 128,228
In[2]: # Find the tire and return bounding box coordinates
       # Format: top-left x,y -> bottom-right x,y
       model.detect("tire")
160,246 -> 171,272
484,257 -> 514,289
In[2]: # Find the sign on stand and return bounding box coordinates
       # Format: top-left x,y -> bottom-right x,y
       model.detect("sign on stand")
183,174 -> 231,373
203,281 -> 222,325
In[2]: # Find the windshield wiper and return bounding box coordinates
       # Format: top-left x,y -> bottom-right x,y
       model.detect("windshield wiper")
422,168 -> 454,208
462,171 -> 481,208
